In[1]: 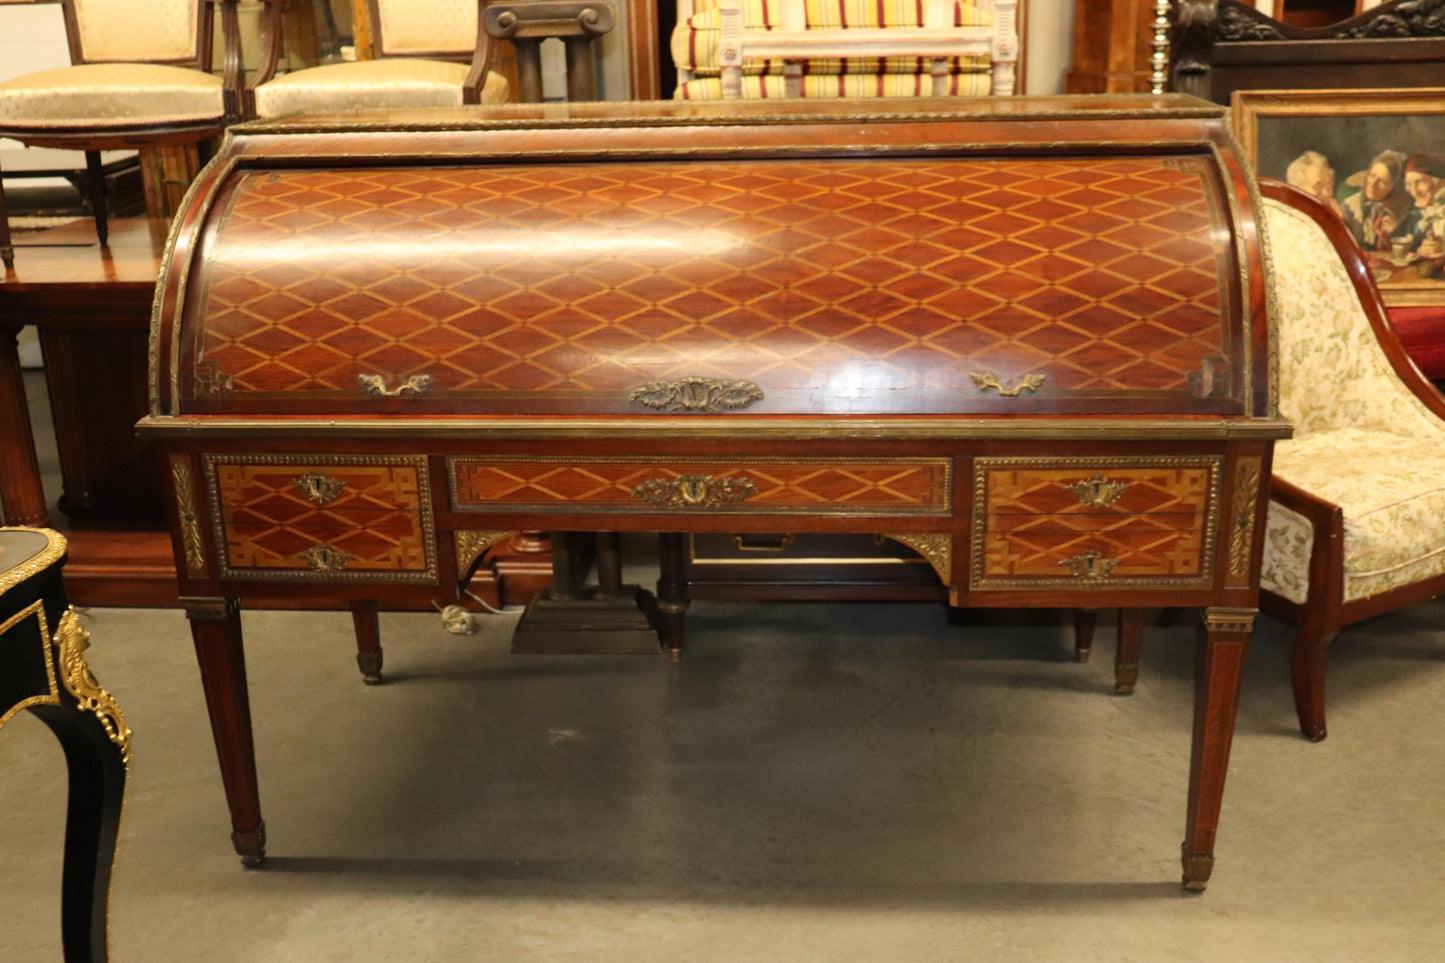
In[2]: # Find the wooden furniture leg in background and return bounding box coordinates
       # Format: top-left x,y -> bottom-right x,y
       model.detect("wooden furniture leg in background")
352,599 -> 382,684
1115,608 -> 1143,694
1182,607 -> 1254,892
185,597 -> 266,866
0,156 -> 13,270
0,319 -> 49,526
656,533 -> 690,660
1072,608 -> 1096,662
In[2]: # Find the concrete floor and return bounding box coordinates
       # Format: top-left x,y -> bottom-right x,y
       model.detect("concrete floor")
4,376 -> 1445,960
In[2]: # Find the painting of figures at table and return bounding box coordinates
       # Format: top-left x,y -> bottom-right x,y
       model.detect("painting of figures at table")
1256,111 -> 1445,305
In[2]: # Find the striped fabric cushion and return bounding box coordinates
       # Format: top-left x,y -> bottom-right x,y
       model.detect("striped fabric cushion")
675,71 -> 994,99
672,0 -> 993,77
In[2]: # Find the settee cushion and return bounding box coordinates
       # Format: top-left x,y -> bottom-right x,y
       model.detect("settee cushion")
671,0 -> 993,77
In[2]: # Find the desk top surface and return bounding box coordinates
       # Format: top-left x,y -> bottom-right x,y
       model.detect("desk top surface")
0,528 -> 64,596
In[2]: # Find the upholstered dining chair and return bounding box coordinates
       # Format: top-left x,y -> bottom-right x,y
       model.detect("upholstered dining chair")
0,0 -> 242,269
1246,178 -> 1445,740
245,0 -> 510,120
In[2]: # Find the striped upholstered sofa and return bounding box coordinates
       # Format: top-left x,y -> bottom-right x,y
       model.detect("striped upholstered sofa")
671,0 -> 1021,100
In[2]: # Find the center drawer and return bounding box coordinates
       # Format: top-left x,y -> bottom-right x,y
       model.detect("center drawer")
204,454 -> 437,582
970,455 -> 1222,590
449,456 -> 952,516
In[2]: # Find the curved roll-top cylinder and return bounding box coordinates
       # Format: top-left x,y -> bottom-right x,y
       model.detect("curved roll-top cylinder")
149,96 -> 1273,423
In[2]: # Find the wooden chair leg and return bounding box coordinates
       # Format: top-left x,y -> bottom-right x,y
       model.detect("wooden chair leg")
1115,607 -> 1142,694
1291,620 -> 1339,742
0,157 -> 14,270
1072,607 -> 1096,662
83,151 -> 109,247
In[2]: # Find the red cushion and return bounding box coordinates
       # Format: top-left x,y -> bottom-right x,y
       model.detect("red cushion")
1388,307 -> 1445,379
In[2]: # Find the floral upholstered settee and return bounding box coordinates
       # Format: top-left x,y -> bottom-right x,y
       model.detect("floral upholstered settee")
671,0 -> 1019,100
1258,179 -> 1445,741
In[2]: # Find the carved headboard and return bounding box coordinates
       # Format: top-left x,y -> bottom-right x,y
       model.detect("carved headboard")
1170,0 -> 1445,103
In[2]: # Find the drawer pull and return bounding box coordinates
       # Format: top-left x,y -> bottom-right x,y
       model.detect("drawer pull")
1066,475 -> 1130,509
630,377 -> 763,412
359,373 -> 431,398
632,474 -> 758,509
971,371 -> 1045,397
731,533 -> 796,552
1060,550 -> 1119,580
291,471 -> 347,506
298,543 -> 354,573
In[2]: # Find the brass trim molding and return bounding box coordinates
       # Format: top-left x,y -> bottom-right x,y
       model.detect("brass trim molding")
454,530 -> 518,575
0,528 -> 66,597
171,455 -> 208,577
880,533 -> 952,584
630,377 -> 763,412
1227,457 -> 1263,585
142,415 -> 1296,443
0,600 -> 62,730
1204,607 -> 1258,636
57,607 -> 132,763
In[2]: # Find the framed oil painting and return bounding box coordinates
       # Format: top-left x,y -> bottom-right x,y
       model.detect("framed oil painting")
1232,88 -> 1445,307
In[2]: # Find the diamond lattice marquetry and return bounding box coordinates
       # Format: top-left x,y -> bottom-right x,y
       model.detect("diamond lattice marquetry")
451,459 -> 951,514
192,157 -> 1231,409
215,463 -> 430,573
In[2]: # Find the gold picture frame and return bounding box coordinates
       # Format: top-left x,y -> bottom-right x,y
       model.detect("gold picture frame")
1233,87 -> 1445,307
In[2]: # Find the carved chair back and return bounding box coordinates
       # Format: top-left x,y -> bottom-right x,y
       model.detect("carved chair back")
60,0 -> 216,70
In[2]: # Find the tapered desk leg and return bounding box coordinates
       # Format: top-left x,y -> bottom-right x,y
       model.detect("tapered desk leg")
1181,606 -> 1254,892
186,597 -> 266,866
351,599 -> 383,685
0,320 -> 50,526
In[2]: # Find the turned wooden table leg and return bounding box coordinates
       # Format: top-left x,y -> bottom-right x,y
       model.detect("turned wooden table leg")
185,597 -> 266,866
1182,606 -> 1254,892
351,599 -> 383,685
657,533 -> 690,661
1115,607 -> 1142,694
1072,607 -> 1096,662
0,319 -> 50,526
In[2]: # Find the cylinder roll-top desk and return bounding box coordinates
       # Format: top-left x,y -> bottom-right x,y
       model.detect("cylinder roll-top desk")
141,96 -> 1290,889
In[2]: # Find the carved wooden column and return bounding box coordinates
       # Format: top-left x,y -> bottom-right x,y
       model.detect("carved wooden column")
483,0 -> 616,102
0,317 -> 49,526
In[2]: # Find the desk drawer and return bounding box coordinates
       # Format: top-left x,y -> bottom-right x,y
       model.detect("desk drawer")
204,454 -> 437,582
970,456 -> 1221,589
449,457 -> 952,516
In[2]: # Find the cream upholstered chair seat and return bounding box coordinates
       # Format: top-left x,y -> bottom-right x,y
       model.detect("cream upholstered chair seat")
1250,181 -> 1445,741
0,63 -> 225,129
253,58 -> 509,118
1266,429 -> 1445,603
